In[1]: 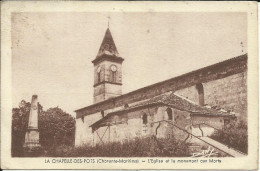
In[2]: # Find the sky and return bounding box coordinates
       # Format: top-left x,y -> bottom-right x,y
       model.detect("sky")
12,12 -> 247,117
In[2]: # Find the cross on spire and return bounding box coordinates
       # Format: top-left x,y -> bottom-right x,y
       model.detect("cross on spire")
241,42 -> 244,53
96,25 -> 120,58
107,16 -> 110,28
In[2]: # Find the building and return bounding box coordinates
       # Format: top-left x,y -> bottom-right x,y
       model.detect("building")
74,27 -> 247,148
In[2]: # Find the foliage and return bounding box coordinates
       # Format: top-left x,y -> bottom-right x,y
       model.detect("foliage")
47,136 -> 190,157
23,146 -> 43,157
11,100 -> 36,157
11,100 -> 75,157
39,107 -> 75,150
210,120 -> 248,154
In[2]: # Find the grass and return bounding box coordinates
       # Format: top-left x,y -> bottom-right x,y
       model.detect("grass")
46,136 -> 190,157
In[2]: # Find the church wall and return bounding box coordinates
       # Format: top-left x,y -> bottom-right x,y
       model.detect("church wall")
93,107 -> 158,145
175,72 -> 247,120
204,72 -> 247,120
94,60 -> 123,103
103,61 -> 122,83
76,105 -> 233,147
104,83 -> 122,99
93,93 -> 105,104
91,105 -> 195,146
75,112 -> 103,146
191,115 -> 225,137
174,86 -> 198,104
94,83 -> 122,103
94,84 -> 105,97
94,63 -> 105,85
94,60 -> 123,84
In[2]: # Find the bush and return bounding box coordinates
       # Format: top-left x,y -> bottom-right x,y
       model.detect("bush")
48,136 -> 190,157
23,146 -> 43,157
210,120 -> 248,154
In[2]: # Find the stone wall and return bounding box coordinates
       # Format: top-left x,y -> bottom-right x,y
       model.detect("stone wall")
90,105 -> 194,146
75,112 -> 103,146
76,103 -> 231,146
175,72 -> 247,120
191,115 -> 225,137
94,60 -> 123,103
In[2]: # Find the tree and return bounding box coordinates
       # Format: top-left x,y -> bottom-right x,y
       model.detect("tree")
12,100 -> 31,156
11,100 -> 75,157
39,107 -> 75,151
210,120 -> 248,154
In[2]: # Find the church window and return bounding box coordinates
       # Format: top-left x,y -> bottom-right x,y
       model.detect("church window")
124,104 -> 129,108
110,65 -> 117,82
166,108 -> 173,120
142,113 -> 148,124
224,119 -> 230,129
196,83 -> 204,106
98,72 -> 101,83
81,116 -> 84,123
101,111 -> 104,118
97,66 -> 101,83
111,71 -> 116,82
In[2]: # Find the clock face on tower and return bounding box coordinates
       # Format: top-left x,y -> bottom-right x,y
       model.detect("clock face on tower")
110,65 -> 117,72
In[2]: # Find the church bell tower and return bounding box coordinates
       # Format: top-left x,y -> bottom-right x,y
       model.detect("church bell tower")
92,28 -> 124,104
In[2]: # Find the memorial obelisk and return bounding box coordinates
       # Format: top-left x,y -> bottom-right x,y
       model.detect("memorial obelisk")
23,95 -> 41,152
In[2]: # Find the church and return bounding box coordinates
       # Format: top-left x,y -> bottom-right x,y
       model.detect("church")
74,27 -> 247,149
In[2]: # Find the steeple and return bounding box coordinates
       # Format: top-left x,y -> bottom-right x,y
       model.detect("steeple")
96,28 -> 120,58
92,27 -> 124,104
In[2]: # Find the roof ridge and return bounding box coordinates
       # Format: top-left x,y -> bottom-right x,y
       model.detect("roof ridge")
173,93 -> 197,105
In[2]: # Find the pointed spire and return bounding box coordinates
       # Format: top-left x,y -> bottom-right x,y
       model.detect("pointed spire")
96,28 -> 120,58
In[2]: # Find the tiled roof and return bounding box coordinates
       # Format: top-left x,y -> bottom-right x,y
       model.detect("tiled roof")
90,92 -> 236,128
127,91 -> 236,116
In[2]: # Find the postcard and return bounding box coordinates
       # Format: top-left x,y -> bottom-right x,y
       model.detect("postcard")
1,1 -> 258,170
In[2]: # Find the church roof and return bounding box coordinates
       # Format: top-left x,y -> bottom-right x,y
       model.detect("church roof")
96,28 -> 120,58
90,92 -> 236,128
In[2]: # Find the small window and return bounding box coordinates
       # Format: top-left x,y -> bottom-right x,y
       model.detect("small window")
196,83 -> 204,106
224,119 -> 230,127
143,114 -> 148,124
81,116 -> 84,123
111,71 -> 116,82
110,65 -> 117,82
101,111 -> 104,118
166,108 -> 173,120
98,72 -> 101,83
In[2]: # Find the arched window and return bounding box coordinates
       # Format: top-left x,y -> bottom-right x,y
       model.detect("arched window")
98,72 -> 101,83
111,71 -> 116,82
143,114 -> 148,124
166,108 -> 173,120
196,83 -> 204,106
110,65 -> 117,82
81,116 -> 84,123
